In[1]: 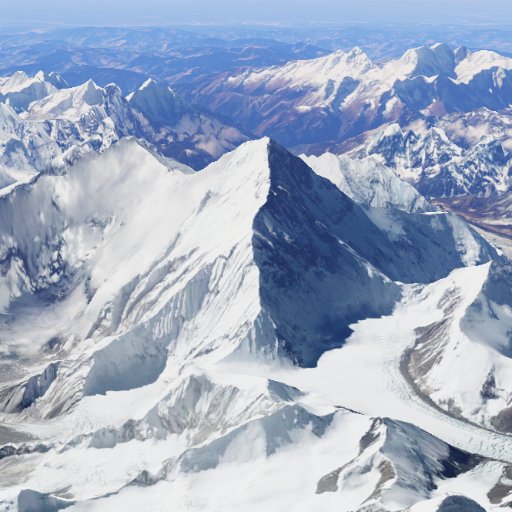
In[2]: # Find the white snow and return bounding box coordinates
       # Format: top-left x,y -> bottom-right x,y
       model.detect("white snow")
302,152 -> 433,212
455,50 -> 512,84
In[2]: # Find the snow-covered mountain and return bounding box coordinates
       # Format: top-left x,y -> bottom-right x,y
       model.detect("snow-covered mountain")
402,261 -> 512,434
302,151 -> 434,212
0,70 -> 67,112
350,123 -> 512,197
1,135 -> 511,511
128,79 -> 250,167
0,102 -> 63,194
2,36 -> 512,511
190,43 -> 512,149
0,71 -> 248,186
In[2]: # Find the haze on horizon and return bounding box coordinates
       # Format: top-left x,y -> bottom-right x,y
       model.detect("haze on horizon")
3,0 -> 512,28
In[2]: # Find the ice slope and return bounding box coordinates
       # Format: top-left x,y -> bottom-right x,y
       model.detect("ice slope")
0,137 -> 507,511
302,151 -> 434,212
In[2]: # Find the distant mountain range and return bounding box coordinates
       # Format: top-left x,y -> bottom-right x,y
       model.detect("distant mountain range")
186,44 -> 512,150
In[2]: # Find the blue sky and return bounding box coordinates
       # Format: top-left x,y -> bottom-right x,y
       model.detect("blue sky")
4,0 -> 512,26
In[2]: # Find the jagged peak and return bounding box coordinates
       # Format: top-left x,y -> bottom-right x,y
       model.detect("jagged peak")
202,137 -> 271,174
104,82 -> 123,96
398,43 -> 456,77
200,136 -> 329,197
128,78 -> 185,125
336,46 -> 373,70
34,70 -> 46,81
0,70 -> 48,93
366,123 -> 406,147
430,42 -> 453,54
72,79 -> 105,105
8,70 -> 30,81
424,126 -> 452,144
135,77 -> 174,95
128,77 -> 180,106
381,122 -> 404,138
346,46 -> 370,60
81,78 -> 101,91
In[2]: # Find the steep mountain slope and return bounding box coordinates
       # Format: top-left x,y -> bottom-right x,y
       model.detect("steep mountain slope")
302,151 -> 434,212
128,79 -> 250,167
0,102 -> 63,194
403,261 -> 512,434
433,192 -> 512,260
3,135 -> 473,379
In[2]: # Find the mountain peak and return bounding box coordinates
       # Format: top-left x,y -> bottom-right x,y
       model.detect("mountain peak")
128,78 -> 184,126
77,79 -> 104,105
399,43 -> 456,77
203,137 -> 271,175
344,46 -> 373,69
83,78 -> 100,90
34,70 -> 46,81
139,77 -> 158,90
136,77 -> 175,96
